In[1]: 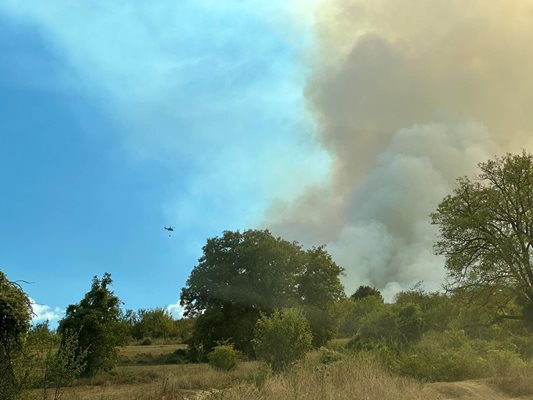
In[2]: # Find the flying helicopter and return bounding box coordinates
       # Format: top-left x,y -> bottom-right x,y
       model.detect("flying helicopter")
164,226 -> 174,237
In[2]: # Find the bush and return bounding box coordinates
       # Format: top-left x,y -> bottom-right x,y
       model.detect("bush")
394,330 -> 528,382
396,330 -> 484,381
318,347 -> 344,364
252,308 -> 312,372
165,348 -> 190,364
207,344 -> 239,371
141,337 -> 153,346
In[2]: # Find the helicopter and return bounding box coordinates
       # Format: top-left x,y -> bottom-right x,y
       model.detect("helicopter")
164,226 -> 174,237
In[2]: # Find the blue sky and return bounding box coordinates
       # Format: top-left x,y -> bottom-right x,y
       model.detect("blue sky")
0,1 -> 330,324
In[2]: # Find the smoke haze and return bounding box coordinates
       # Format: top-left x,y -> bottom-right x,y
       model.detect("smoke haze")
267,0 -> 533,298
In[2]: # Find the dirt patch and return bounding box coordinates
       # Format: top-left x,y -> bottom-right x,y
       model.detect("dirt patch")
428,380 -> 533,400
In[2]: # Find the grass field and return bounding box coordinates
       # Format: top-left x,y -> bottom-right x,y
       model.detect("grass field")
22,342 -> 533,400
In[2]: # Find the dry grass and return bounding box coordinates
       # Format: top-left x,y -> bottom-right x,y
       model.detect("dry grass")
207,354 -> 436,400
22,362 -> 261,400
489,362 -> 533,397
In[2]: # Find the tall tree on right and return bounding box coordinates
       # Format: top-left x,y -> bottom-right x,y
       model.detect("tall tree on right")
432,152 -> 533,322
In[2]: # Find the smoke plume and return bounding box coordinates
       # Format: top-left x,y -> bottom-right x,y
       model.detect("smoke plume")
267,0 -> 533,298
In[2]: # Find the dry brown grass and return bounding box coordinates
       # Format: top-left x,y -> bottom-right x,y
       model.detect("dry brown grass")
207,354 -> 436,400
489,362 -> 533,397
22,362 -> 261,400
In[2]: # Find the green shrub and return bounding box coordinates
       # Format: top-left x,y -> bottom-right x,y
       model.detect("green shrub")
252,308 -> 312,372
165,348 -> 190,364
207,344 -> 239,371
318,347 -> 344,364
141,337 -> 153,345
397,330 -> 484,381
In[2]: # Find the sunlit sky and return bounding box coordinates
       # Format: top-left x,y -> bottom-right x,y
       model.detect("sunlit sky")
0,1 -> 330,323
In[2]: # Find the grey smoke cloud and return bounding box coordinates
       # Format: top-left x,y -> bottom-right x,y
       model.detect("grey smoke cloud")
267,0 -> 533,298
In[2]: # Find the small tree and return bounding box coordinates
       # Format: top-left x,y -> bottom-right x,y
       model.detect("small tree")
0,271 -> 32,399
252,308 -> 312,372
58,273 -> 124,376
41,329 -> 87,400
207,343 -> 239,371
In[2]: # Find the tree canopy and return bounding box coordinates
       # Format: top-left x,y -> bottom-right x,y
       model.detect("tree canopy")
180,230 -> 344,355
350,285 -> 384,303
432,152 -> 533,320
0,271 -> 32,398
58,273 -> 124,376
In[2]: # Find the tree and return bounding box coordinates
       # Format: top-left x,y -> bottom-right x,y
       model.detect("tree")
58,273 -> 124,376
180,230 -> 344,355
298,247 -> 345,346
252,308 -> 312,371
432,152 -> 533,321
130,308 -> 179,340
350,285 -> 384,302
0,271 -> 32,399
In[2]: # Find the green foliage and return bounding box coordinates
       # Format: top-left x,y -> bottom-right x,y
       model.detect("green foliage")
180,230 -> 344,355
396,330 -> 482,381
132,308 -> 179,340
58,273 -> 124,376
318,347 -> 344,364
252,308 -> 312,372
164,348 -> 190,364
350,285 -> 384,302
397,304 -> 424,344
0,271 -> 32,399
338,296 -> 385,337
395,288 -> 457,333
298,247 -> 345,347
40,329 -> 88,400
391,330 -> 528,382
27,321 -> 59,348
207,343 -> 239,371
432,152 -> 533,318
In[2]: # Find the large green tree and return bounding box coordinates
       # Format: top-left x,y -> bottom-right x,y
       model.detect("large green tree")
432,152 -> 533,322
0,271 -> 32,399
58,273 -> 124,376
180,230 -> 344,355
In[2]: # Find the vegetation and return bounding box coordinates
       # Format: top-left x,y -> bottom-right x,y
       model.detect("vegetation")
207,343 -> 239,371
120,308 -> 188,342
252,308 -> 312,372
180,230 -> 344,355
350,285 -> 384,302
9,152 -> 533,399
58,273 -> 124,376
432,152 -> 533,322
0,271 -> 33,400
39,329 -> 87,400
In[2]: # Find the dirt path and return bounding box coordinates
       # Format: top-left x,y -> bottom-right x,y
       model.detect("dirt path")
428,380 -> 533,400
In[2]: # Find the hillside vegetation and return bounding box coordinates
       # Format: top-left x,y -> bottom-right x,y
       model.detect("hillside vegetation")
3,152 -> 533,399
